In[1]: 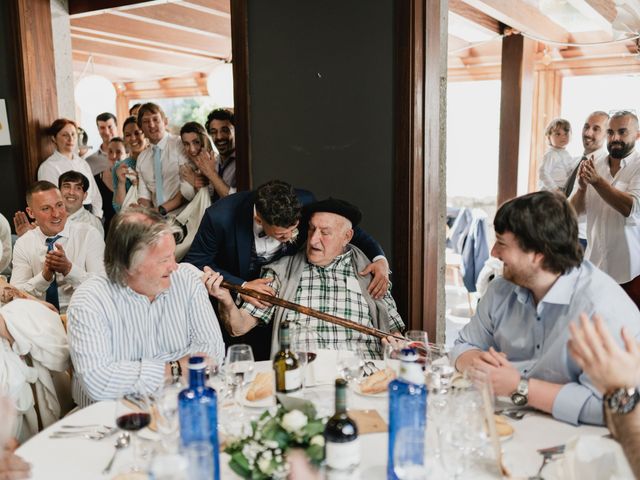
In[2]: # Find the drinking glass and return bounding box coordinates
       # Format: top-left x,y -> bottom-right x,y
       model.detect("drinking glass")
150,453 -> 190,480
384,340 -> 407,376
184,441 -> 215,480
155,383 -> 182,453
393,427 -> 427,480
337,348 -> 364,385
115,394 -> 152,472
224,344 -> 255,433
406,330 -> 430,367
290,324 -> 319,393
427,344 -> 454,393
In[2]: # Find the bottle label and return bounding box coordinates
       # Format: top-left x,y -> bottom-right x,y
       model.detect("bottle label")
326,439 -> 360,470
284,367 -> 302,391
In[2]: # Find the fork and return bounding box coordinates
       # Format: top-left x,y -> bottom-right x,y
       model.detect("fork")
363,361 -> 380,377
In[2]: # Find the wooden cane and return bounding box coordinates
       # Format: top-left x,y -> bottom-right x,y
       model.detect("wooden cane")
221,279 -> 408,342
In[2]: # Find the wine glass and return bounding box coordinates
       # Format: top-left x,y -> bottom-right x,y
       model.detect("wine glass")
290,324 -> 319,393
393,427 -> 427,480
115,393 -> 152,472
224,344 -> 255,432
155,383 -> 182,454
406,330 -> 430,368
337,348 -> 364,384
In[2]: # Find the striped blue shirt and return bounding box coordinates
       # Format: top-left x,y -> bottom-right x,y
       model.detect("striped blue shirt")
67,264 -> 224,407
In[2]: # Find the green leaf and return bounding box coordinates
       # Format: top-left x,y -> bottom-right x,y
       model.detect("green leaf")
229,454 -> 251,478
305,444 -> 325,464
302,421 -> 325,438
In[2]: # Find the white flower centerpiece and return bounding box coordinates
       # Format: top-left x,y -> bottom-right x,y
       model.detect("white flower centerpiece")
225,403 -> 325,479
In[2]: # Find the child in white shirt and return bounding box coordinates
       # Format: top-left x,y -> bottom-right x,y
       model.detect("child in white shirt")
538,118 -> 575,191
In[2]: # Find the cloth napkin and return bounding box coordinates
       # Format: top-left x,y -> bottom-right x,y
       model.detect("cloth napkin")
544,435 -> 634,480
305,349 -> 338,386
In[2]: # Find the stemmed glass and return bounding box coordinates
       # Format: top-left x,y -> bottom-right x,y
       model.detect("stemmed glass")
337,347 -> 365,385
406,330 -> 430,368
155,382 -> 182,454
290,323 -> 319,394
224,344 -> 255,434
115,393 -> 152,472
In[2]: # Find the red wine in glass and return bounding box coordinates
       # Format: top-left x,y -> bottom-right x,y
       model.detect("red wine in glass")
116,412 -> 151,432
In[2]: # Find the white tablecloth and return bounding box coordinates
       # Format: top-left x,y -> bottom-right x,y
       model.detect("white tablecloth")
16,361 -> 609,479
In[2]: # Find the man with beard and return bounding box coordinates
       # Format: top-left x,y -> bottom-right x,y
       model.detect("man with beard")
452,191 -> 640,426
563,111 -> 609,248
570,110 -> 640,308
203,108 -> 237,201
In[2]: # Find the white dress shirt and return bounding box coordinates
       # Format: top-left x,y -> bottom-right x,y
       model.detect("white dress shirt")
0,213 -> 12,273
136,133 -> 194,208
10,221 -> 106,312
67,207 -> 104,238
538,147 -> 576,191
67,263 -> 225,407
570,146 -> 609,241
585,149 -> 640,283
252,207 -> 289,261
37,150 -> 103,219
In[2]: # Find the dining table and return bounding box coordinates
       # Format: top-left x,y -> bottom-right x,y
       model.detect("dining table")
16,359 -> 611,479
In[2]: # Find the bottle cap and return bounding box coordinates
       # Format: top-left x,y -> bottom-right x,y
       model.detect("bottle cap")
188,356 -> 206,370
398,347 -> 418,363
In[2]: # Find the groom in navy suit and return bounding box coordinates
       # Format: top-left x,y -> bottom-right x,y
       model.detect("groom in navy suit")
184,180 -> 390,360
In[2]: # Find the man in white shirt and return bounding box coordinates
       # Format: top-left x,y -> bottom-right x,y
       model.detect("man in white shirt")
10,181 -> 105,313
570,110 -> 640,309
564,111 -> 610,248
85,112 -> 117,176
136,103 -> 194,215
58,171 -> 104,237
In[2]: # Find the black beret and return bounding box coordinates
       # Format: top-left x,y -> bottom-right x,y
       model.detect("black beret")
304,198 -> 362,226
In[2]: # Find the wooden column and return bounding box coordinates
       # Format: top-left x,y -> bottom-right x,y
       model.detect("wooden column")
394,0 -> 447,342
10,0 -> 59,183
115,85 -> 130,128
528,67 -> 563,192
497,33 -> 535,206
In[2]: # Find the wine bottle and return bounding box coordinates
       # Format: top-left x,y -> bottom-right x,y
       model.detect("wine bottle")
178,356 -> 220,480
272,321 -> 302,393
324,378 -> 360,471
387,348 -> 427,480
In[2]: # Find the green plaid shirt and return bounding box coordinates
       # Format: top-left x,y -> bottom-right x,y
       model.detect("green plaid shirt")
241,250 -> 404,359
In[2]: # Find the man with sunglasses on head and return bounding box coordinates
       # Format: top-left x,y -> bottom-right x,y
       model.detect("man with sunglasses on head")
570,110 -> 640,309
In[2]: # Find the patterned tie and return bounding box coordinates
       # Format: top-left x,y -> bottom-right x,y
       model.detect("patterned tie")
153,145 -> 165,206
45,235 -> 62,310
564,155 -> 587,197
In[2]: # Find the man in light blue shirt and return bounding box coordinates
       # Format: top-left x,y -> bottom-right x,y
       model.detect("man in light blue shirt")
68,207 -> 225,407
452,191 -> 640,425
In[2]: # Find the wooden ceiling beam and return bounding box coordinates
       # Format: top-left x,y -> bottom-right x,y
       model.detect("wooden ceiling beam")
70,28 -> 219,61
71,36 -> 217,70
460,0 -> 569,42
111,4 -> 231,39
582,0 -> 618,23
181,0 -> 230,16
448,34 -> 472,56
449,0 -> 501,34
71,12 -> 231,57
69,0 -> 149,16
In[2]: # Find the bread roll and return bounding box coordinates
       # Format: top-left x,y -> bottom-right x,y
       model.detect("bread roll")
246,372 -> 274,401
360,368 -> 395,394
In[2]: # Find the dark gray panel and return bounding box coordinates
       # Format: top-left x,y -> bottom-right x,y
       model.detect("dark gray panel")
247,0 -> 394,258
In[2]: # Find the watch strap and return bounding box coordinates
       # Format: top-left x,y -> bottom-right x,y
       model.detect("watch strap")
605,387 -> 640,415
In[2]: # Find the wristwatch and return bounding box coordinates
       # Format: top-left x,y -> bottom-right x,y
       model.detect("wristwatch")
158,205 -> 168,216
605,387 -> 640,415
511,377 -> 529,406
170,360 -> 182,383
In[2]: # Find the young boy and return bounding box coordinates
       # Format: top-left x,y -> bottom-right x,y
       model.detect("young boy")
537,118 -> 574,191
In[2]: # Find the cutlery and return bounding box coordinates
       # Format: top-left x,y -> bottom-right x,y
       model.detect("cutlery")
49,431 -> 111,440
102,432 -> 130,474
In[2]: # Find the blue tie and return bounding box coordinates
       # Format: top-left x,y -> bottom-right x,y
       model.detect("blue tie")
45,235 -> 62,311
153,145 -> 165,206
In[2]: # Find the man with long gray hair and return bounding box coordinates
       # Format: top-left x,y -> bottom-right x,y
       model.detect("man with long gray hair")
67,207 -> 224,407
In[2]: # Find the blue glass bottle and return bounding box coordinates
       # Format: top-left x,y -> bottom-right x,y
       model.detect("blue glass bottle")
178,356 -> 220,480
387,348 -> 427,480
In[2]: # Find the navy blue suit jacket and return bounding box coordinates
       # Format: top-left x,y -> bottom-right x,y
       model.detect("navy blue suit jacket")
184,189 -> 385,285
